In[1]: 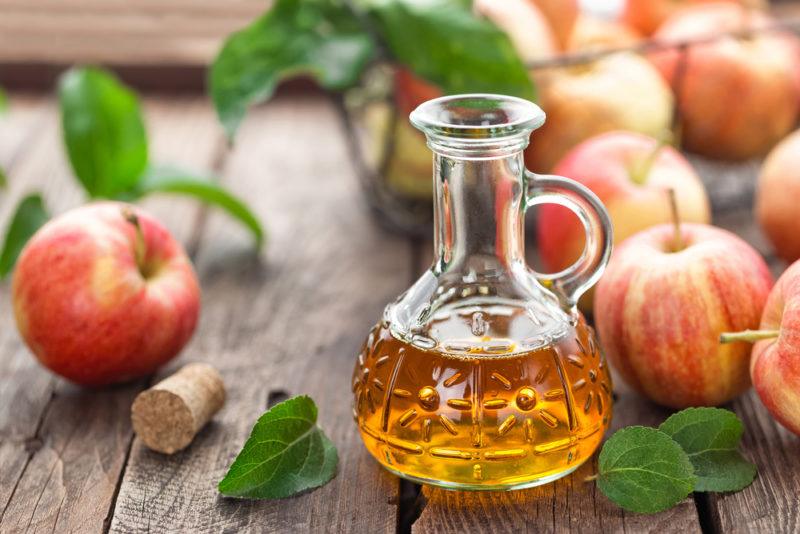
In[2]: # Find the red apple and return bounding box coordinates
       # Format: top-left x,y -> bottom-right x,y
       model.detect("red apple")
12,202 -> 201,386
526,52 -> 673,173
529,0 -> 579,51
756,129 -> 800,263
394,67 -> 442,119
594,223 -> 773,408
622,0 -> 766,36
538,131 -> 711,279
649,3 -> 799,160
726,260 -> 800,435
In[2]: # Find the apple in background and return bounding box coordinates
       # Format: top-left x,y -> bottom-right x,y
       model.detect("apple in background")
12,202 -> 200,386
474,0 -> 558,63
525,52 -> 674,173
722,260 -> 800,436
756,129 -> 800,263
595,223 -> 773,408
394,67 -> 441,119
363,100 -> 433,199
538,131 -> 711,308
568,15 -> 642,51
529,0 -> 579,51
622,0 -> 767,36
649,3 -> 799,160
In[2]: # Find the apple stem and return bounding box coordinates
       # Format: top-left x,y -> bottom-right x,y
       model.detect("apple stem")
667,188 -> 684,252
121,207 -> 146,271
631,138 -> 668,185
719,329 -> 780,344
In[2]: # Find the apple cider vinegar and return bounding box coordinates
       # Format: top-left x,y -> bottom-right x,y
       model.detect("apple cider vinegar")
352,306 -> 612,489
352,94 -> 615,489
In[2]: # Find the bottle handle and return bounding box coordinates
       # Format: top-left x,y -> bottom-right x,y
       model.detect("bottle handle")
524,170 -> 613,307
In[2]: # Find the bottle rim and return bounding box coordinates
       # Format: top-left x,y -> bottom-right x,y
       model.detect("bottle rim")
409,93 -> 545,141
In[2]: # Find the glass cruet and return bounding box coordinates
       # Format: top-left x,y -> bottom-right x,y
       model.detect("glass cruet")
352,94 -> 614,490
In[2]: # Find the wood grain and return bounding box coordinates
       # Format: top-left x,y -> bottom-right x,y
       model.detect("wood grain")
108,97 -> 409,533
0,0 -> 265,65
0,97 -> 222,532
705,391 -> 800,534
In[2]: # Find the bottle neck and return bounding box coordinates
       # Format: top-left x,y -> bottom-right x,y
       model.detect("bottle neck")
433,150 -> 526,274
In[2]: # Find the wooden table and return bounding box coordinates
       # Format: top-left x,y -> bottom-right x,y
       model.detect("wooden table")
0,93 -> 797,533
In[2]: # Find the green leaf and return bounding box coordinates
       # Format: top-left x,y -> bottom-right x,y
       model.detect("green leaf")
210,0 -> 375,138
366,0 -> 535,100
0,167 -> 7,188
659,407 -> 756,492
598,426 -> 696,514
59,67 -> 148,198
0,87 -> 8,113
0,194 -> 50,277
133,166 -> 264,249
219,395 -> 338,499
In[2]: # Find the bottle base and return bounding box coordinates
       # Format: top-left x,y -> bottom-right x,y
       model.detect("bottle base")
380,457 -> 586,492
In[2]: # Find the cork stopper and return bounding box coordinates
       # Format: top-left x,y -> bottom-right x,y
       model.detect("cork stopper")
131,363 -> 225,454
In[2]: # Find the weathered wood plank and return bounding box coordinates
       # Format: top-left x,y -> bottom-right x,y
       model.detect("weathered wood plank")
0,105 -> 83,524
0,96 -> 52,169
0,0 -> 264,65
0,97 -> 222,532
108,97 -> 409,533
705,390 -> 800,534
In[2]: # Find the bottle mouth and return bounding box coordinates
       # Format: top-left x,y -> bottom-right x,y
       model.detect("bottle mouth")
410,94 -> 545,158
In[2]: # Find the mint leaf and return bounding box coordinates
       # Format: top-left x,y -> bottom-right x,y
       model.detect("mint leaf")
134,166 -> 264,249
0,194 -> 50,277
659,407 -> 756,492
210,0 -> 375,138
59,67 -> 148,198
367,0 -> 535,100
219,395 -> 338,499
598,426 -> 696,514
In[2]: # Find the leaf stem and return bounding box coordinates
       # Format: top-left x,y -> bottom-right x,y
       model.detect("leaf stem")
719,329 -> 780,344
584,473 -> 599,482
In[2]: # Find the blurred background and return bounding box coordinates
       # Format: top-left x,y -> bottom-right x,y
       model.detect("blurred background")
2,0 -> 800,260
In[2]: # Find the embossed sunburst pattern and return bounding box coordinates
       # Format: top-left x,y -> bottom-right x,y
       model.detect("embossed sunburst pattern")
352,317 -> 612,488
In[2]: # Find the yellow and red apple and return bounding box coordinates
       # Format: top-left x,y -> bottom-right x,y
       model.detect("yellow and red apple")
649,3 -> 799,160
595,223 -> 773,408
538,131 -> 711,288
756,129 -> 800,263
622,0 -> 766,36
526,52 -> 673,173
12,202 -> 200,386
721,260 -> 800,435
529,0 -> 579,51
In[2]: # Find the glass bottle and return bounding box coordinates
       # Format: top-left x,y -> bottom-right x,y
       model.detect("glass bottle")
352,94 -> 614,490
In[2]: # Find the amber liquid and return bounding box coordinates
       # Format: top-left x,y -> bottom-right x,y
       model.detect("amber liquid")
352,306 -> 612,489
